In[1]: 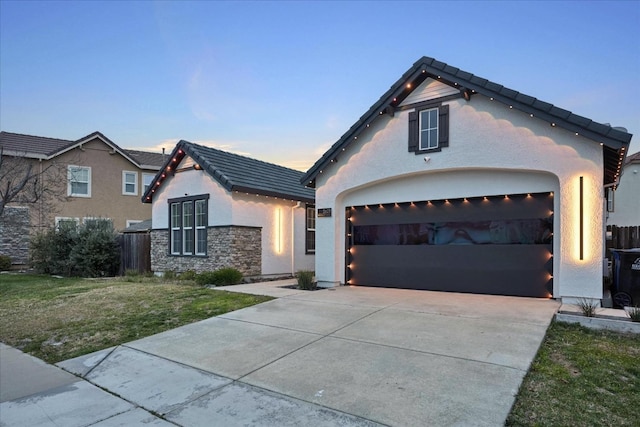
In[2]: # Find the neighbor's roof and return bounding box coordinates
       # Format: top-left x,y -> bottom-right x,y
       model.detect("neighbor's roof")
301,56 -> 633,188
142,140 -> 315,204
0,131 -> 165,169
624,151 -> 640,165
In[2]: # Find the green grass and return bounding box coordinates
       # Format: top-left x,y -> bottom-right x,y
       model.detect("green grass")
0,273 -> 272,363
507,321 -> 640,426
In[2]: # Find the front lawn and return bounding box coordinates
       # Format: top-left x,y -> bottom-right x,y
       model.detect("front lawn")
507,321 -> 640,426
0,274 -> 272,363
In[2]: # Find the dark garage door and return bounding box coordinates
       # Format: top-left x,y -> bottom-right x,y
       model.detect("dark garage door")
345,192 -> 554,298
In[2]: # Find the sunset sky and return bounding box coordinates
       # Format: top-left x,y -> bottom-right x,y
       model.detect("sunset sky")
1,1 -> 638,170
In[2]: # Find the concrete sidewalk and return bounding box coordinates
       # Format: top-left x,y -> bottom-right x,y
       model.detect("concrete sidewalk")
1,283 -> 560,426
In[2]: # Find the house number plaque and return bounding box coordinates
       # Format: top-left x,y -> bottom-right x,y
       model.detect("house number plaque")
317,208 -> 332,217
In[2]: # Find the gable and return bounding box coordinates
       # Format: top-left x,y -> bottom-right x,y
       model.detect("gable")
399,78 -> 458,107
302,56 -> 633,188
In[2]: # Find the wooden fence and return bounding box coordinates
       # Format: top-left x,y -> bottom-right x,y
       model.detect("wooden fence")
118,233 -> 151,275
606,225 -> 640,251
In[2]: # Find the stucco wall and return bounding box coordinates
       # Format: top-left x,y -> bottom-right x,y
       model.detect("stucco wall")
150,164 -> 314,276
607,161 -> 640,226
314,94 -> 604,301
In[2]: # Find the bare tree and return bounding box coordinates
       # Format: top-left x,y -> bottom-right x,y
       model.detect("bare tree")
0,146 -> 68,222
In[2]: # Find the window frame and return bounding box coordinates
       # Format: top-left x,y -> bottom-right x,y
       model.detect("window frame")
67,165 -> 92,197
143,173 -> 155,194
306,204 -> 316,254
122,171 -> 138,196
419,107 -> 439,151
408,103 -> 449,154
168,194 -> 209,257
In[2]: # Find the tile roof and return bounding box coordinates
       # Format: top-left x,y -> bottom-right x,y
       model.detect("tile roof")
0,131 -> 164,169
301,56 -> 633,187
125,149 -> 166,168
0,131 -> 75,157
142,140 -> 315,204
624,151 -> 640,165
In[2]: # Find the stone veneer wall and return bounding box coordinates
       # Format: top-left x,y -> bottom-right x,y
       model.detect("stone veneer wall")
151,226 -> 262,276
0,206 -> 30,266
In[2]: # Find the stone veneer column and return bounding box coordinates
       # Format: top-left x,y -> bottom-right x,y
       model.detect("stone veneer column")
0,206 -> 30,267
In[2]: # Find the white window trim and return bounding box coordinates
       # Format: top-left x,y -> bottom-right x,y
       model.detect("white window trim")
142,173 -> 155,194
170,203 -> 181,255
126,220 -> 143,228
55,216 -> 79,228
182,201 -> 193,255
195,199 -> 207,256
419,107 -> 439,151
122,171 -> 138,196
67,165 -> 92,198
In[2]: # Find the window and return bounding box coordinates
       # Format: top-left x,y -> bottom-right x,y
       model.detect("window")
68,166 -> 91,197
55,217 -> 79,229
607,187 -> 615,212
408,104 -> 449,154
143,173 -> 155,194
306,205 -> 316,254
419,108 -> 439,150
169,194 -> 209,256
122,171 -> 138,195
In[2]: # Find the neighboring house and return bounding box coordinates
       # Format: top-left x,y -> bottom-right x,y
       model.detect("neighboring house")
142,141 -> 315,277
607,151 -> 640,226
0,131 -> 165,232
301,56 -> 633,303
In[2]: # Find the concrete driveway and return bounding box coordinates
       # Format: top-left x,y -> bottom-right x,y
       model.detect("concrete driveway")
1,283 -> 559,426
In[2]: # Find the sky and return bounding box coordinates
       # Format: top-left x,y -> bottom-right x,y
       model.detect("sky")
1,1 -> 639,171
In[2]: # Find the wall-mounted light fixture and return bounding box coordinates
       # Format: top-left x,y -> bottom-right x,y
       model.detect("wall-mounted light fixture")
579,176 -> 584,261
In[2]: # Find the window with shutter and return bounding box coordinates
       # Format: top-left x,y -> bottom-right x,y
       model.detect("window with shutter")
408,103 -> 449,154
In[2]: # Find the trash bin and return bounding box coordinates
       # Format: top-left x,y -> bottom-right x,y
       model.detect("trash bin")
610,248 -> 640,308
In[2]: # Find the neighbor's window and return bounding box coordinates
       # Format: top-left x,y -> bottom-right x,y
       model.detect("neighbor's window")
68,165 -> 91,197
408,104 -> 449,154
607,187 -> 615,213
169,194 -> 209,256
122,171 -> 138,195
143,173 -> 155,194
306,204 -> 316,254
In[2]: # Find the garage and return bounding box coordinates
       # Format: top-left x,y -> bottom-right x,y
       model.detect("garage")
345,192 -> 554,298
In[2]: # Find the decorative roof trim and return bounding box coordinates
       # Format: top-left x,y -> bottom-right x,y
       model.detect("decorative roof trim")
301,56 -> 633,187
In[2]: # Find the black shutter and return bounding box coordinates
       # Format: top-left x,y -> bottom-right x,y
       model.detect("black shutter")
408,111 -> 418,152
438,104 -> 449,147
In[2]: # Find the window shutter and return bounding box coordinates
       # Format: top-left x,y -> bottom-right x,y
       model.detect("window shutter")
438,104 -> 449,147
408,111 -> 418,152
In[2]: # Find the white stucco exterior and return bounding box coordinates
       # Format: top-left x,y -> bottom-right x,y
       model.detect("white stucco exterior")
607,154 -> 640,226
314,87 -> 605,302
151,157 -> 314,276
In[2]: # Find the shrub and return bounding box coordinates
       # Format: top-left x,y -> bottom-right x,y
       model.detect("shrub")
30,221 -> 78,275
296,270 -> 316,290
0,255 -> 11,271
179,270 -> 197,281
163,270 -> 177,280
626,306 -> 640,323
196,268 -> 243,286
576,297 -> 599,317
70,219 -> 120,277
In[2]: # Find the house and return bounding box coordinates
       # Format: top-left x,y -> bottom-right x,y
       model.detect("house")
0,131 -> 165,266
607,151 -> 640,227
301,56 -> 633,303
142,141 -> 315,277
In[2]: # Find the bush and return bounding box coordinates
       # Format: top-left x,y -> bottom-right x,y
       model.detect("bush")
576,297 -> 599,317
30,219 -> 119,277
195,268 -> 243,286
626,306 -> 640,323
0,255 -> 11,271
179,270 -> 197,281
163,270 -> 177,280
30,221 -> 78,276
70,219 -> 120,277
296,270 -> 316,290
